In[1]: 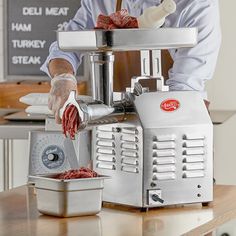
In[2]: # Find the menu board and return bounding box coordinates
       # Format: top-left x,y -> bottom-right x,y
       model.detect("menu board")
4,0 -> 86,80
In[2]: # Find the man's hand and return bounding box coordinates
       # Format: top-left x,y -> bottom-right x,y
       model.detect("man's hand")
48,74 -> 77,124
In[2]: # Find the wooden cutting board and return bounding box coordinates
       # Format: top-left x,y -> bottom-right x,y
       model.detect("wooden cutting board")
0,81 -> 87,109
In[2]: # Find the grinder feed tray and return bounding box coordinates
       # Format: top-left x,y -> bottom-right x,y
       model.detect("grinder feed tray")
57,28 -> 197,52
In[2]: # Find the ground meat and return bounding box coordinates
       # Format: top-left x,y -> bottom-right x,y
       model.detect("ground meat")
62,104 -> 81,139
56,167 -> 98,180
96,9 -> 138,29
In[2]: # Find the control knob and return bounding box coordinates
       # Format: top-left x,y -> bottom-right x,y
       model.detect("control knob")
152,194 -> 164,204
47,153 -> 59,161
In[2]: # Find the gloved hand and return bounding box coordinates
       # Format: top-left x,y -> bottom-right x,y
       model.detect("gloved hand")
48,73 -> 77,124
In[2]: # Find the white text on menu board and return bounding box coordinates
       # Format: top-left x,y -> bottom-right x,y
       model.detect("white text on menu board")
22,7 -> 69,16
11,7 -> 70,65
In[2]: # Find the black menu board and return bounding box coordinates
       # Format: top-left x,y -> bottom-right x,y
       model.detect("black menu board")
4,0 -> 86,80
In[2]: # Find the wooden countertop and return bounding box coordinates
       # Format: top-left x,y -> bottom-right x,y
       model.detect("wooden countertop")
0,185 -> 236,236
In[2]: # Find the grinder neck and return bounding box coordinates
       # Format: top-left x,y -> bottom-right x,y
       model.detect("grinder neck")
89,51 -> 114,107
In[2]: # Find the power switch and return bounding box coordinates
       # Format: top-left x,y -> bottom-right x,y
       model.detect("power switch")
148,189 -> 164,206
152,194 -> 164,203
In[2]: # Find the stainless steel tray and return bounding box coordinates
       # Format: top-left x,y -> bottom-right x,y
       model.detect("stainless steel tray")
57,28 -> 198,51
30,174 -> 109,217
30,174 -> 109,191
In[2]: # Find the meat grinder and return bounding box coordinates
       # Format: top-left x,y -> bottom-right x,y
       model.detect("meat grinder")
51,28 -> 213,208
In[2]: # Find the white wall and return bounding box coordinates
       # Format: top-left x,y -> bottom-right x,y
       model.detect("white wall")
206,0 -> 236,110
214,117 -> 236,185
0,0 -> 3,82
11,140 -> 29,188
206,1 -> 236,184
0,140 -> 3,191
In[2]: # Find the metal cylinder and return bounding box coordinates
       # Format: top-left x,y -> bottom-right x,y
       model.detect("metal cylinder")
77,101 -> 127,130
89,51 -> 114,106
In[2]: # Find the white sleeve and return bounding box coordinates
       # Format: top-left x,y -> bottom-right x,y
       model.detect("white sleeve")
40,0 -> 94,77
166,0 -> 221,99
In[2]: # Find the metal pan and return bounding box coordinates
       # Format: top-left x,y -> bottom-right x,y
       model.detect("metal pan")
30,174 -> 110,217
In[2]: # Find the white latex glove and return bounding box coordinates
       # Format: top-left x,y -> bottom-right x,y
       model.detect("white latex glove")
48,73 -> 78,124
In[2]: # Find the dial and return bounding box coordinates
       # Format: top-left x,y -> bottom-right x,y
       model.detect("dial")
29,131 -> 71,175
42,145 -> 65,169
47,153 -> 58,161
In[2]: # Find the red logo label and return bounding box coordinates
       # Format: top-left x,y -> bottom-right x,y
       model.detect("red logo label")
160,99 -> 180,112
